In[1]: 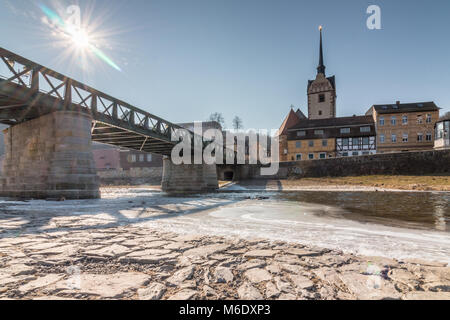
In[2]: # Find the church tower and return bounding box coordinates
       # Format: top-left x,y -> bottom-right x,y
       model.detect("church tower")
307,26 -> 336,120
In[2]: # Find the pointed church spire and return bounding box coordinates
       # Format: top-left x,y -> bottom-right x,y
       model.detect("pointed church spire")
317,26 -> 326,75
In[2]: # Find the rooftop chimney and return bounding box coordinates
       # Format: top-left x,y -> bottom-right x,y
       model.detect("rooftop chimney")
396,101 -> 401,106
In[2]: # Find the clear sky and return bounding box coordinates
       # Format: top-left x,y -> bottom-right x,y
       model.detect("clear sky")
1,0 -> 449,129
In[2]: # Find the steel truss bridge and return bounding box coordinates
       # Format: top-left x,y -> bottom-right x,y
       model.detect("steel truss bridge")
0,47 -> 199,156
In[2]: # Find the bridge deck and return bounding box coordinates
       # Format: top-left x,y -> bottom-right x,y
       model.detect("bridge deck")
0,47 -> 186,156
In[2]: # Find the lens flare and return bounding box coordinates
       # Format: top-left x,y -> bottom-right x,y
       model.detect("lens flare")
39,4 -> 121,72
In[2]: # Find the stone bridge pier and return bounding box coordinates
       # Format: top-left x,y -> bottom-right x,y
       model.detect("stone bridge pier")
161,157 -> 218,194
0,111 -> 100,199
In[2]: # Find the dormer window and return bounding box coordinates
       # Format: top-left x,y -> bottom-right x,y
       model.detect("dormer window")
318,94 -> 325,103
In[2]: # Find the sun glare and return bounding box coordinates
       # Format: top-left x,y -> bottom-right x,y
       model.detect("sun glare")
69,27 -> 91,48
38,4 -> 122,72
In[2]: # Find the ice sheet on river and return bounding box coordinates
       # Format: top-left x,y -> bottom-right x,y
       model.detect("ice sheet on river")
1,187 -> 449,264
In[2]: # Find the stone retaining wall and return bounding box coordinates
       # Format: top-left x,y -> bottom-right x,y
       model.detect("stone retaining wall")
219,149 -> 450,180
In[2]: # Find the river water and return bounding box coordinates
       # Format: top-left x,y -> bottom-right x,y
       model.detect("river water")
1,188 -> 449,263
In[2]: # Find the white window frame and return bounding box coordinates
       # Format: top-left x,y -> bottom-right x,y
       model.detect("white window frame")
417,133 -> 423,142
402,115 -> 408,125
391,116 -> 397,125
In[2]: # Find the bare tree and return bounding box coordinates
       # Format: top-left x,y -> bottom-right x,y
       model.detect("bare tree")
232,116 -> 243,130
209,112 -> 225,128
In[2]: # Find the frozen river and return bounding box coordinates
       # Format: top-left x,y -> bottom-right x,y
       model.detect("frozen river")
1,187 -> 449,263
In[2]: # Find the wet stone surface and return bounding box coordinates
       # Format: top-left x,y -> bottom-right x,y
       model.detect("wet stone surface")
0,191 -> 449,300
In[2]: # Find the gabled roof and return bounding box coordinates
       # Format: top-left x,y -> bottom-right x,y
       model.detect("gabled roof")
368,102 -> 440,115
296,109 -> 307,120
278,109 -> 304,135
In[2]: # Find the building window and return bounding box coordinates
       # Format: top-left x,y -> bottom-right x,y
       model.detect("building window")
147,154 -> 152,162
426,114 -> 432,123
352,151 -> 359,156
342,138 -> 349,146
318,110 -> 322,116
296,131 -> 306,137
417,116 -> 423,124
308,141 -> 314,147
426,133 -> 432,141
402,134 -> 408,143
322,140 -> 328,147
391,134 -> 397,143
362,137 -> 369,145
417,133 -> 423,142
340,128 -> 350,134
352,137 -> 360,146
360,126 -> 371,133
319,94 -> 325,103
380,134 -> 385,143
314,130 -> 324,135
296,154 -> 302,161
362,151 -> 370,155
128,154 -> 136,163
342,152 -> 348,157
319,153 -> 326,159
402,115 -> 408,125
391,116 -> 397,125
342,138 -> 349,147
139,154 -> 145,162
379,117 -> 385,126
308,153 -> 314,160
295,141 -> 302,148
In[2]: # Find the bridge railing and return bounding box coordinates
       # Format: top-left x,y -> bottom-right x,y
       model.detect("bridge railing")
0,47 -> 185,142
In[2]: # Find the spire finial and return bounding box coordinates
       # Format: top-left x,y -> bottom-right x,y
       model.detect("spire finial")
317,25 -> 326,75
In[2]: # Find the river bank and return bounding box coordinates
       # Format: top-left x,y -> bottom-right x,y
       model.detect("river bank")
236,175 -> 450,192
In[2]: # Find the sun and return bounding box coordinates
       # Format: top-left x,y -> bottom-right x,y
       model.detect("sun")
68,26 -> 91,49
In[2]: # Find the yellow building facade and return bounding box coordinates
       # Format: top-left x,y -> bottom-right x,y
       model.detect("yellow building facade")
287,138 -> 335,161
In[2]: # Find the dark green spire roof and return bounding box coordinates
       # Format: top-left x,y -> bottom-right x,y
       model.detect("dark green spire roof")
317,26 -> 326,75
